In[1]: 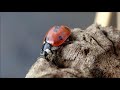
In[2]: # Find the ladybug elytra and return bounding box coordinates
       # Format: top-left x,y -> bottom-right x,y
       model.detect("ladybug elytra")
40,25 -> 71,58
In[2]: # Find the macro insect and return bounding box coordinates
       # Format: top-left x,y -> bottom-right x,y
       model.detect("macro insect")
40,25 -> 71,59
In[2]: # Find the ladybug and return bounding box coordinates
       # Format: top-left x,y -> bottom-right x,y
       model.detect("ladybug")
40,25 -> 71,58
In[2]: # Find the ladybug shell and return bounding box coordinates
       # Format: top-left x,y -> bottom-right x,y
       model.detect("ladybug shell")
44,25 -> 71,47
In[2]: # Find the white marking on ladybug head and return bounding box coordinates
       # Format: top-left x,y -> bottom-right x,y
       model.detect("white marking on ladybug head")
45,49 -> 52,54
43,41 -> 46,44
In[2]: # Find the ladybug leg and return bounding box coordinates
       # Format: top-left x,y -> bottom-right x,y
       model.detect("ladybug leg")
40,43 -> 45,56
63,38 -> 72,45
40,50 -> 47,58
66,38 -> 69,41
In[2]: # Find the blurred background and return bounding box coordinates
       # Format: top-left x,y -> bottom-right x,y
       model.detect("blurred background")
0,12 -> 117,78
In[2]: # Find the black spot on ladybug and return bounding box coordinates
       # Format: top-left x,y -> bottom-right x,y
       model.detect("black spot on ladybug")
58,36 -> 63,40
53,26 -> 60,32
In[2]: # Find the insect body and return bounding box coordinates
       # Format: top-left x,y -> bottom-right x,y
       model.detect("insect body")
40,25 -> 71,58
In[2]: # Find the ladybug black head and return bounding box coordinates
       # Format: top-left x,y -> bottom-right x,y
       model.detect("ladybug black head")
40,42 -> 52,57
